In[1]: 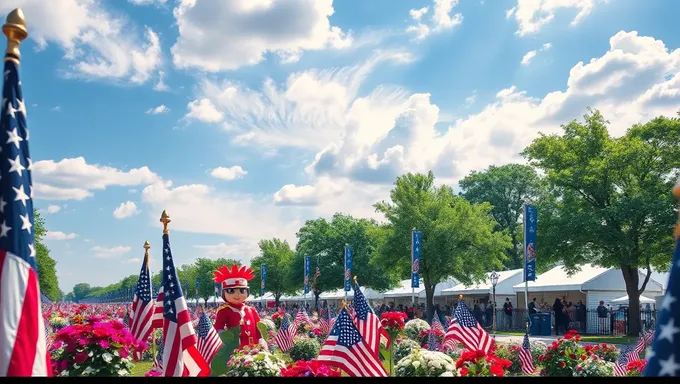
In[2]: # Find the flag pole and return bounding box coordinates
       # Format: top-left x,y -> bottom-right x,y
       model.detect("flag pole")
3,8 -> 27,66
144,240 -> 157,364
411,229 -> 415,307
523,202 -> 530,335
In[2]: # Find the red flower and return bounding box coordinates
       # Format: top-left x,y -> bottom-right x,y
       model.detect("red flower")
560,362 -> 566,368
489,364 -> 504,377
460,367 -> 469,376
538,355 -> 544,362
580,355 -> 587,361
280,360 -> 341,377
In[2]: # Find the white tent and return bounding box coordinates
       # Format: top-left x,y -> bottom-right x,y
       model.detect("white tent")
319,287 -> 384,301
611,295 -> 655,304
442,269 -> 523,306
382,278 -> 458,304
246,292 -> 275,303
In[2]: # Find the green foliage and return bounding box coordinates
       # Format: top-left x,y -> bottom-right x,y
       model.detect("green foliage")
374,171 -> 512,321
210,327 -> 240,377
257,322 -> 269,341
33,210 -> 61,301
393,339 -> 420,363
248,238 -> 294,306
289,337 -> 320,362
404,319 -> 430,340
459,164 -> 541,269
73,283 -> 92,302
521,108 -> 680,335
290,213 -> 395,302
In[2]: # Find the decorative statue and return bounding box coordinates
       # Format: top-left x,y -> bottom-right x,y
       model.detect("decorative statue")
213,265 -> 266,350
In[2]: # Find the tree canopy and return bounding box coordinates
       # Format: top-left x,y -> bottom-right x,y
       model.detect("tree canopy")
248,238 -> 295,307
33,210 -> 61,301
521,108 -> 680,335
374,171 -> 512,322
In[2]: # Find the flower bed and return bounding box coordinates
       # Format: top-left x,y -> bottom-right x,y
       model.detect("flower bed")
456,349 -> 512,377
394,339 -> 421,363
289,337 -> 320,362
223,346 -> 287,377
280,360 -> 342,377
50,316 -> 146,377
395,349 -> 457,377
404,319 -> 430,341
573,355 -> 614,377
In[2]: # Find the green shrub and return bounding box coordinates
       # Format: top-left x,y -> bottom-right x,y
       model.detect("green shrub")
394,339 -> 421,363
405,319 -> 430,340
289,337 -> 320,362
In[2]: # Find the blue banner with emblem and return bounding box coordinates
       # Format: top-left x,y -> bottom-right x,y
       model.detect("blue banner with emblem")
524,204 -> 538,282
195,277 -> 199,298
261,264 -> 267,296
412,231 -> 422,288
344,247 -> 353,291
304,256 -> 311,294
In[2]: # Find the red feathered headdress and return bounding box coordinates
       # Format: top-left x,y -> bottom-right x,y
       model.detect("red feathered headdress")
214,265 -> 254,289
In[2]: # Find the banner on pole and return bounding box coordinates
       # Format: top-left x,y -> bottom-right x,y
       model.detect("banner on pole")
524,204 -> 538,282
214,282 -> 220,297
344,247 -> 353,291
261,264 -> 267,297
411,231 -> 422,288
304,256 -> 311,294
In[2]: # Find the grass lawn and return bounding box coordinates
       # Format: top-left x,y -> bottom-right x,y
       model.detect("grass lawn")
494,331 -> 636,345
130,360 -> 154,377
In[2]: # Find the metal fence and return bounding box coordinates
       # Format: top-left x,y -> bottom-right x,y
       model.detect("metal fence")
475,308 -> 656,336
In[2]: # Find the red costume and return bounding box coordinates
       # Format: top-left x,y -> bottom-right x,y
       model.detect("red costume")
212,265 -> 263,348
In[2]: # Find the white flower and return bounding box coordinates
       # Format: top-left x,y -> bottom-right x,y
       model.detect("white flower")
102,352 -> 114,363
440,371 -> 454,377
412,361 -> 421,368
117,369 -> 128,376
83,366 -> 94,376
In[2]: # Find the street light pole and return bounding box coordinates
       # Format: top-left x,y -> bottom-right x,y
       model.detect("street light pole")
490,271 -> 500,339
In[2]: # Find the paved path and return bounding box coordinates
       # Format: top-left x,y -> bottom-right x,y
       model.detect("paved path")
492,334 -> 626,349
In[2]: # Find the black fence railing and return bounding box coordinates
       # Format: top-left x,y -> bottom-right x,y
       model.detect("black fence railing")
475,308 -> 656,336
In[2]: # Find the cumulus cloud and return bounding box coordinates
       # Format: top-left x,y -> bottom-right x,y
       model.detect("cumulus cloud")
507,0 -> 603,37
91,245 -> 132,258
521,42 -> 552,65
0,0 -> 163,85
170,0 -> 352,71
44,231 -> 77,240
210,166 -> 247,181
33,157 -> 162,201
146,105 -> 169,114
184,50 -> 414,150
407,0 -> 463,41
193,242 -> 259,261
113,201 -> 140,219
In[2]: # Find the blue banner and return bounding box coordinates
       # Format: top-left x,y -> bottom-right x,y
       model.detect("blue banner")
304,256 -> 311,294
261,264 -> 267,297
344,247 -> 353,291
214,282 -> 221,297
183,280 -> 189,297
524,204 -> 538,282
195,277 -> 199,297
412,231 -> 422,288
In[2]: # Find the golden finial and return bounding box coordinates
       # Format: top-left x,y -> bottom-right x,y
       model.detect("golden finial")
160,210 -> 171,234
340,300 -> 347,309
3,9 -> 28,64
458,294 -> 463,301
353,275 -> 358,284
143,240 -> 150,263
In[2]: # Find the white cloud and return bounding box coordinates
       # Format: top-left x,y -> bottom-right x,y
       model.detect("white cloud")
39,205 -> 62,215
44,231 -> 77,240
33,157 -> 162,201
113,201 -> 140,219
91,245 -> 132,258
193,242 -> 259,261
154,70 -> 169,91
170,0 -> 352,72
146,104 -> 170,114
125,257 -> 142,264
521,42 -> 552,65
210,166 -> 248,181
509,0 -> 602,37
407,0 -> 463,41
128,0 -> 166,5
50,106 -> 61,112
0,1 -> 163,85
184,50 -> 413,151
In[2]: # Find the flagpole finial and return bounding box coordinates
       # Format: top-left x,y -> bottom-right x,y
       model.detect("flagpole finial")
3,9 -> 27,64
353,275 -> 357,284
340,300 -> 347,309
143,240 -> 150,262
458,294 -> 463,301
160,210 -> 171,234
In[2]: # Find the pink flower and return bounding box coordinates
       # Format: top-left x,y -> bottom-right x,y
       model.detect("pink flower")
98,339 -> 110,349
74,352 -> 89,364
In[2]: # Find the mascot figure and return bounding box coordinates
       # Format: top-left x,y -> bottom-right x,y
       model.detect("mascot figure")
213,265 -> 267,350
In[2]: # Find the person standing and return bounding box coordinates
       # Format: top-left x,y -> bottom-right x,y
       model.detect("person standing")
503,298 -> 513,329
597,301 -> 608,334
552,298 -> 564,335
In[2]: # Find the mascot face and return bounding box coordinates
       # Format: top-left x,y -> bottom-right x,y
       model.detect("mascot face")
223,287 -> 249,305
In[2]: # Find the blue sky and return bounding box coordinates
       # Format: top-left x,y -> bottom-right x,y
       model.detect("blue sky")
4,0 -> 679,293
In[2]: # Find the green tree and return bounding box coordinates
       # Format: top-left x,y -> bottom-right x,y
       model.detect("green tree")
195,258 -> 240,305
33,210 -> 61,301
248,238 -> 295,307
64,292 -> 75,302
291,214 -> 399,310
521,109 -> 680,335
374,171 -> 512,322
459,164 -> 541,269
73,283 -> 92,302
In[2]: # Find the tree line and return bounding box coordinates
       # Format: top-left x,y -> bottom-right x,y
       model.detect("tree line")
62,109 -> 680,336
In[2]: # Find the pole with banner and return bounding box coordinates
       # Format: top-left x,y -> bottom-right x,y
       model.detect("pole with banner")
214,282 -> 220,307
344,246 -> 353,302
411,230 -> 422,306
195,277 -> 199,307
523,203 -> 538,333
261,264 -> 267,297
304,256 -> 311,305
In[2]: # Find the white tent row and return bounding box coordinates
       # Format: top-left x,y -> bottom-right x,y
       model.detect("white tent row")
611,295 -> 655,304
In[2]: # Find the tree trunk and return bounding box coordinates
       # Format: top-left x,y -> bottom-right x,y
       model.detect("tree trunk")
275,294 -> 281,308
425,283 -> 435,323
620,265 -> 649,336
314,291 -> 320,310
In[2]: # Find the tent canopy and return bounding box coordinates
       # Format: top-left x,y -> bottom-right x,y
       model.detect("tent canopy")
611,295 -> 655,304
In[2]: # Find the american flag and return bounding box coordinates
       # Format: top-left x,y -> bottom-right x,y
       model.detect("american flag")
0,53 -> 52,376
519,333 -> 536,375
431,313 -> 445,333
159,233 -> 210,377
152,339 -> 164,372
128,254 -> 158,360
274,315 -> 294,352
443,300 -> 493,354
644,231 -> 680,376
292,307 -> 311,334
614,344 -> 634,376
44,321 -> 52,351
196,311 -> 222,364
317,308 -> 387,377
427,327 -> 438,351
352,282 -> 389,357
319,307 -> 333,335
